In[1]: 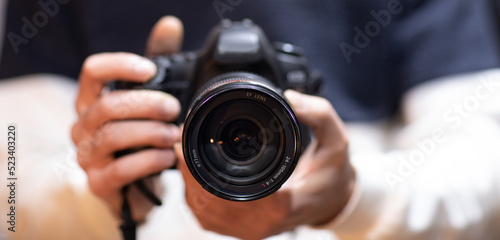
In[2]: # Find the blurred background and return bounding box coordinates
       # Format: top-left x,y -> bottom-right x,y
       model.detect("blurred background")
1,0 -> 500,239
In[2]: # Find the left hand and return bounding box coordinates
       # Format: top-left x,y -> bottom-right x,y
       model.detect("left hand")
71,16 -> 184,221
175,90 -> 356,240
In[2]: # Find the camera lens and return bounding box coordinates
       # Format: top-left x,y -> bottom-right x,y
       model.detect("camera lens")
220,119 -> 262,161
200,101 -> 282,183
183,72 -> 301,201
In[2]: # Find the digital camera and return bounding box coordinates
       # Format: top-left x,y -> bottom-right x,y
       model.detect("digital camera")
111,19 -> 321,201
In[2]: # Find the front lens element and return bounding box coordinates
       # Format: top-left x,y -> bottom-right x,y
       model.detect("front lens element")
183,72 -> 301,201
200,101 -> 282,182
221,119 -> 262,161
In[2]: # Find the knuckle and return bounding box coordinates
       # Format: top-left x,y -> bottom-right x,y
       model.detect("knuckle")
329,140 -> 349,161
77,138 -> 95,160
99,122 -> 122,146
158,95 -> 181,120
77,155 -> 87,169
90,129 -> 106,150
91,96 -> 117,122
110,91 -> 144,119
96,95 -> 114,114
156,127 -> 174,146
314,98 -> 335,123
339,137 -> 349,150
100,121 -> 116,135
71,122 -> 81,144
97,130 -> 113,151
80,54 -> 101,79
87,172 -> 104,196
109,163 -> 127,184
75,98 -> 86,116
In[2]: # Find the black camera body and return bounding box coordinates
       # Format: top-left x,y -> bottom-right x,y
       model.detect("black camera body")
111,19 -> 321,201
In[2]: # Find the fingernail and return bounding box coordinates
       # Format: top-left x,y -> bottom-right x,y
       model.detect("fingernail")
163,97 -> 181,119
134,59 -> 157,78
284,90 -> 304,112
170,126 -> 181,140
162,149 -> 176,166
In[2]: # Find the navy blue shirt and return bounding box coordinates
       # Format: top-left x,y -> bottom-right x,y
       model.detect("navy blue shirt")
1,0 -> 499,121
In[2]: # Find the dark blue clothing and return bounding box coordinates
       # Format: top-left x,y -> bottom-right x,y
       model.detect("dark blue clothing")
1,0 -> 499,121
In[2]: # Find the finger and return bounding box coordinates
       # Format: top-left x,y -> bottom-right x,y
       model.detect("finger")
96,120 -> 180,160
77,90 -> 180,137
71,119 -> 87,146
284,90 -> 347,147
146,16 -> 184,57
88,148 -> 176,197
174,142 -> 188,175
76,120 -> 179,170
77,52 -> 157,115
77,147 -> 113,172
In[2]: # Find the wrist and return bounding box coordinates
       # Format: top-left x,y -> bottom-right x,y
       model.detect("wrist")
284,152 -> 356,230
312,159 -> 356,226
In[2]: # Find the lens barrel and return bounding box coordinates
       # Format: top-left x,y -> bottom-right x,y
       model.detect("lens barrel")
182,72 -> 301,201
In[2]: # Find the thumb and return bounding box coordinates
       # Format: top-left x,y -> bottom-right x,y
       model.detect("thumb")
146,16 -> 184,57
284,90 -> 347,148
174,142 -> 191,179
174,142 -> 184,164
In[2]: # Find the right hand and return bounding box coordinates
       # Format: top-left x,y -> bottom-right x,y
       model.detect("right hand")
175,90 -> 354,239
71,16 -> 184,221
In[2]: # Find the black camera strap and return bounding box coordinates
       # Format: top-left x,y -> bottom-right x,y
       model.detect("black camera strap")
120,179 -> 163,240
120,185 -> 136,240
114,148 -> 164,240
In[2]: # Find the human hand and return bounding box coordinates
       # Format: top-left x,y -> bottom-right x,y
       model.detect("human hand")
175,90 -> 356,240
71,16 -> 184,220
